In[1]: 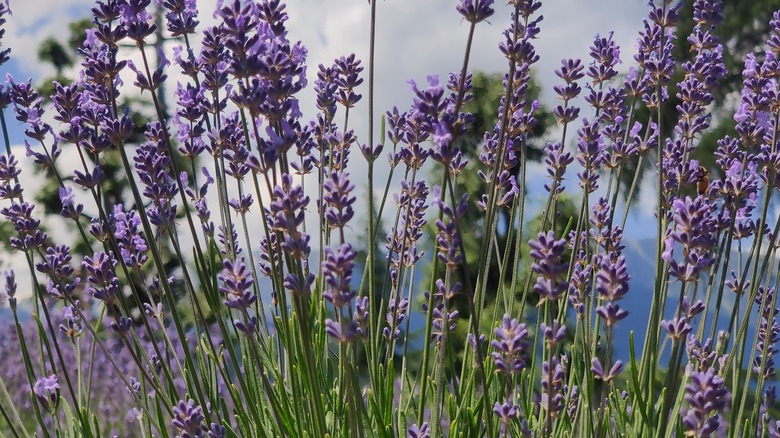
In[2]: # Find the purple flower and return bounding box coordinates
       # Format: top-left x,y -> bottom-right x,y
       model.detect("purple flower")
491,314 -> 529,374
322,244 -> 357,308
58,186 -> 83,220
383,298 -> 408,342
529,231 -> 569,303
662,196 -> 718,282
163,0 -> 200,37
1,201 -> 47,251
540,320 -> 567,347
33,374 -> 60,413
754,287 -> 780,380
681,368 -> 729,436
172,399 -> 207,437
386,180 -> 429,270
408,422 -> 430,438
544,141 -> 573,195
322,171 -> 356,230
333,54 -> 363,109
591,357 -> 623,383
83,251 -> 120,303
59,304 -> 83,341
324,319 -> 357,343
595,302 -> 629,327
113,206 -> 150,268
541,357 -> 565,419
586,32 -> 621,86
0,154 -> 22,200
595,252 -> 630,302
0,1 -> 10,67
218,257 -> 256,311
493,399 -> 518,425
456,0 -> 494,23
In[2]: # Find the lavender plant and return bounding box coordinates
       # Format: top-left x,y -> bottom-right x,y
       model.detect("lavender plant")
1,0 -> 780,436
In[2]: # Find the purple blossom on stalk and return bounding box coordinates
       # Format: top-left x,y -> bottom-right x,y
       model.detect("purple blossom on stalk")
172,399 -> 207,438
421,279 -> 460,346
83,251 -> 120,304
383,298 -> 408,342
542,141 -> 573,192
59,304 -> 83,341
333,54 -> 363,109
591,357 -> 623,383
111,316 -> 132,335
268,174 -> 310,261
540,357 -> 565,419
8,77 -> 53,143
113,205 -> 150,268
386,180 -> 429,274
321,244 -> 357,308
491,314 -> 529,374
1,270 -> 13,309
528,230 -> 569,304
59,186 -> 83,220
568,252 -> 592,318
662,196 -> 718,282
0,1 -> 10,67
540,320 -> 566,347
322,171 -> 356,230
0,153 -> 22,199
595,302 -> 629,327
433,189 -> 467,271
408,422 -> 430,438
493,399 -> 518,431
163,0 -> 200,37
754,287 -> 779,381
586,32 -> 620,86
681,367 -> 729,436
33,374 -> 60,413
218,258 -> 256,311
324,319 -> 357,343
73,165 -> 105,190
37,245 -> 80,300
1,201 -> 47,251
575,119 -> 606,192
120,0 -> 156,44
354,296 -> 369,339
595,251 -> 630,302
456,0 -> 494,24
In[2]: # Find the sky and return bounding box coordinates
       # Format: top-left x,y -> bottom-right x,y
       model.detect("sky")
0,0 -> 659,296
3,0 -> 650,128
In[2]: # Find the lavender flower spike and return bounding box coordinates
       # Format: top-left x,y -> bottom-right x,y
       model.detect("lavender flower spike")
219,257 -> 257,311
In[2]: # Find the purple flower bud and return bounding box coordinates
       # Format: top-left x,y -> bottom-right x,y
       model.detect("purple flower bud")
491,314 -> 529,374
33,374 -> 60,413
322,244 -> 357,308
59,304 -> 83,341
408,422 -> 430,438
218,258 -> 256,311
591,357 -> 623,383
540,320 -> 567,347
172,399 -> 207,437
2,270 -> 15,308
325,319 -> 357,343
493,399 -> 518,424
529,231 -> 569,303
111,316 -> 133,336
681,368 -> 729,436
661,317 -> 693,342
456,0 -> 494,23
